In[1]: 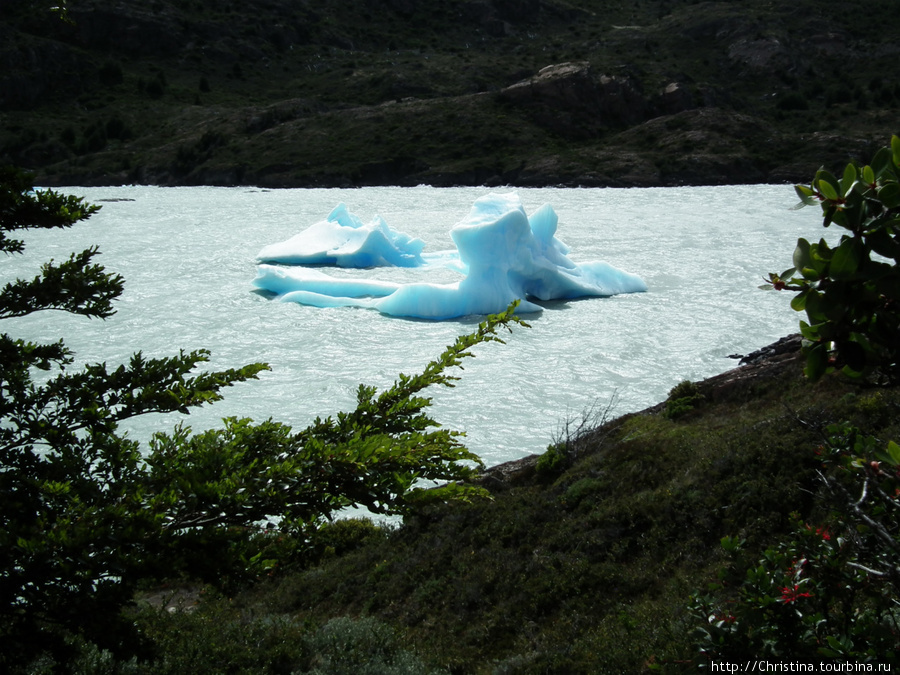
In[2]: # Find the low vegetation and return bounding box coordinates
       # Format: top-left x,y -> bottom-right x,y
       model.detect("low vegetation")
48,341 -> 898,673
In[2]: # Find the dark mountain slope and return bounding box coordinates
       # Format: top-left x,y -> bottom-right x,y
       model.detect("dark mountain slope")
1,0 -> 898,186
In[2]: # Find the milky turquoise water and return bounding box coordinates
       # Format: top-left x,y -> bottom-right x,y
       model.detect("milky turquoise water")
2,184 -> 825,466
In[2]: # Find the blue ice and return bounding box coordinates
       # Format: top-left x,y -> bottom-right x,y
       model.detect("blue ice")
253,193 -> 647,320
256,202 -> 425,267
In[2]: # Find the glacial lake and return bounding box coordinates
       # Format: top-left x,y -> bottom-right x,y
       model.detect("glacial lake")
3,184 -> 824,467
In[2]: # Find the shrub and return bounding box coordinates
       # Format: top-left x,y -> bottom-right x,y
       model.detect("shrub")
766,135 -> 900,383
535,444 -> 567,477
663,379 -> 704,420
128,597 -> 310,674
693,139 -> 900,664
303,616 -> 448,675
537,395 -> 620,476
312,517 -> 385,561
691,424 -> 900,663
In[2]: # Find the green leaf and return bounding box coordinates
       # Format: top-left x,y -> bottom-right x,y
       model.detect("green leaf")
803,289 -> 826,322
800,267 -> 820,281
870,439 -> 900,465
841,163 -> 857,196
790,289 -> 808,312
871,147 -> 893,177
862,164 -> 875,186
830,237 -> 862,279
810,238 -> 832,273
866,225 -> 900,259
793,238 -> 811,270
825,635 -> 853,655
892,134 -> 900,168
817,178 -> 839,201
803,342 -> 829,381
877,182 -> 900,209
889,440 -> 900,466
720,535 -> 744,552
798,320 -> 820,341
792,184 -> 818,208
876,441 -> 900,467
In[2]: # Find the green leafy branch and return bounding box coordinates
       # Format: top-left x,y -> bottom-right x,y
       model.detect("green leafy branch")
0,248 -> 125,320
148,303 -> 528,534
1,168 -> 527,665
0,167 -> 100,255
765,136 -> 900,382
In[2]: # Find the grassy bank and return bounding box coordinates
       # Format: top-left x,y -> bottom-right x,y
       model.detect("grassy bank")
90,340 -> 898,674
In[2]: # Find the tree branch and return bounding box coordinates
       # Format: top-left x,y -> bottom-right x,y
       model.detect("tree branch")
0,248 -> 124,320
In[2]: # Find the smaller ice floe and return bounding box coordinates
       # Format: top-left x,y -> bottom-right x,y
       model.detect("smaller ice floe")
253,193 -> 647,320
256,203 -> 426,267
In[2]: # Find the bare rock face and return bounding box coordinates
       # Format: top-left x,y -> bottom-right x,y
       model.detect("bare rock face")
499,62 -> 647,138
500,62 -> 596,106
727,36 -> 794,73
657,82 -> 695,116
595,73 -> 648,128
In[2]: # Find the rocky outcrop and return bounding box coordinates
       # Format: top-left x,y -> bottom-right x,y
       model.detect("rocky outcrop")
499,62 -> 651,138
728,36 -> 795,74
476,453 -> 540,491
656,82 -> 695,116
499,62 -> 706,140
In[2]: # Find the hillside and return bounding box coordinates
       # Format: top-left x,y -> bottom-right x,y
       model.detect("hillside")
121,337 -> 900,673
1,0 -> 899,187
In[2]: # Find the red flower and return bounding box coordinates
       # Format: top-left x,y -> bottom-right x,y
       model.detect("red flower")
805,524 -> 832,541
781,584 -> 813,603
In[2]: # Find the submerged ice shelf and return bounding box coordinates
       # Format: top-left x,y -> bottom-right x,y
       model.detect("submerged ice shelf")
253,193 -> 647,320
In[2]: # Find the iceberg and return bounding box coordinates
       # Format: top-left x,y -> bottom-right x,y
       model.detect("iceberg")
253,193 -> 647,320
256,202 -> 425,267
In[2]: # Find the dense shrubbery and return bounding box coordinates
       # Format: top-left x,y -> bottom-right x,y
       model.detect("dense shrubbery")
767,135 -> 900,383
692,423 -> 900,663
0,168 -> 523,670
696,138 -> 900,663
